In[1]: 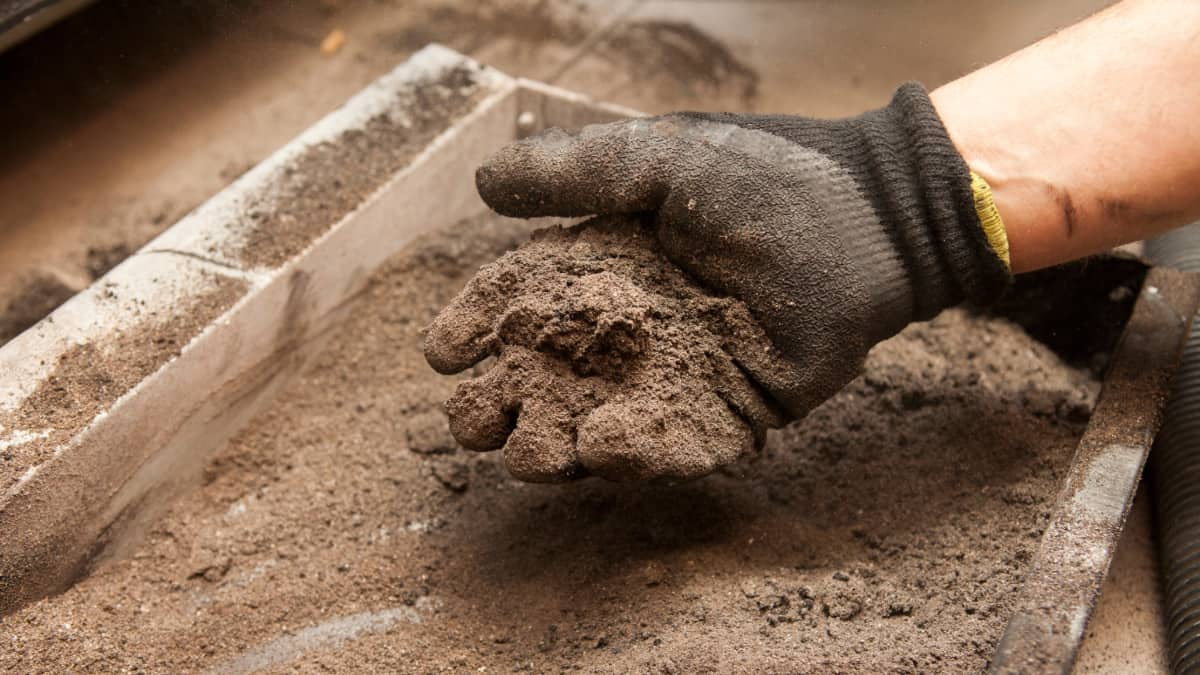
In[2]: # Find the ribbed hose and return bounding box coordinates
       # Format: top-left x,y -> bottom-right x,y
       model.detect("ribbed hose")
1146,224 -> 1200,674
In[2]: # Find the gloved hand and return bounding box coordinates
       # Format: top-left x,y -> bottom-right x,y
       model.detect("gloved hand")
474,83 -> 1011,417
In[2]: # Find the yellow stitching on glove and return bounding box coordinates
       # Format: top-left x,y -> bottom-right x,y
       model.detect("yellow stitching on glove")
970,171 -> 1010,270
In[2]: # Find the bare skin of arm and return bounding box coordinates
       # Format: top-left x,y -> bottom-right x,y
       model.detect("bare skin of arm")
932,0 -> 1200,273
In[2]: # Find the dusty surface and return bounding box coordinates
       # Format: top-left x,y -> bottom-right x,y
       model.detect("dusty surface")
425,216 -> 787,482
0,274 -> 246,493
1075,487 -> 1170,672
235,63 -> 486,268
1,214 -> 1100,672
0,54 -> 492,491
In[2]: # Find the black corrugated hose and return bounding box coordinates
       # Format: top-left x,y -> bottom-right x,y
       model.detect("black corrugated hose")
1147,224 -> 1200,674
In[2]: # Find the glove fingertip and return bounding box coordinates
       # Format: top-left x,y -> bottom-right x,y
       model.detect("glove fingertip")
421,313 -> 494,375
476,120 -> 673,219
445,379 -> 513,451
502,404 -> 585,483
474,161 -> 544,218
475,130 -> 574,218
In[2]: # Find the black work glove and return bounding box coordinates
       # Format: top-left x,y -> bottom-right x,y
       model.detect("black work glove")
474,83 -> 1010,417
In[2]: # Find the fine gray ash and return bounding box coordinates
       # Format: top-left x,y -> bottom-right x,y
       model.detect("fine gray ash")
423,216 -> 792,483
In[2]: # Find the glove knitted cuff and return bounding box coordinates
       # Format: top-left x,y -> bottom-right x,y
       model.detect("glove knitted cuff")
836,83 -> 1011,322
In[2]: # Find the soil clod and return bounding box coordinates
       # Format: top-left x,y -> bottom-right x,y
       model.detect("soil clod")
424,216 -> 788,483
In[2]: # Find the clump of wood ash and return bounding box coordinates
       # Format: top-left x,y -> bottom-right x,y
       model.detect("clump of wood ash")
423,215 -> 793,482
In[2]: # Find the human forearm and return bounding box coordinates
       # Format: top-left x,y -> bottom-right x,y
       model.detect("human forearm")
932,0 -> 1200,273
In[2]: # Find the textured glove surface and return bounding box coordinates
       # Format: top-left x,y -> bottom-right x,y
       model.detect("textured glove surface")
475,84 -> 1009,418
